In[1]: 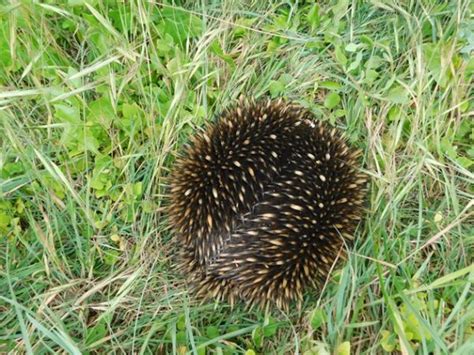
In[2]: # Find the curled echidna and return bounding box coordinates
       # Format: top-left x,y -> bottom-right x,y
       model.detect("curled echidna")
169,98 -> 367,309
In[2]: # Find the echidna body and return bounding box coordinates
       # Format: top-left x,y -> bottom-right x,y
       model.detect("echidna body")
169,98 -> 367,309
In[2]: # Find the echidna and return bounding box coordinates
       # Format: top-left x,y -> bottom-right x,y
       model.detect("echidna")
169,98 -> 367,309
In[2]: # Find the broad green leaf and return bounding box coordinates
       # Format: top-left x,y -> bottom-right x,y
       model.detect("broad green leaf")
269,80 -> 285,98
334,46 -> 348,66
380,330 -> 397,352
364,69 -> 378,84
0,212 -> 11,231
307,4 -> 320,31
310,308 -> 326,330
251,326 -> 263,348
104,249 -> 119,265
332,0 -> 349,18
347,51 -> 363,72
319,81 -> 342,90
233,18 -> 257,38
157,8 -> 202,45
177,315 -> 185,331
176,330 -> 186,344
345,43 -> 359,52
54,103 -> 80,124
206,326 -> 219,339
263,318 -> 279,337
366,55 -> 383,69
457,156 -> 473,168
88,96 -> 114,128
156,38 -> 174,55
324,92 -> 341,109
336,341 -> 351,355
85,319 -> 107,345
133,182 -> 142,197
386,85 -> 409,104
210,40 -> 235,68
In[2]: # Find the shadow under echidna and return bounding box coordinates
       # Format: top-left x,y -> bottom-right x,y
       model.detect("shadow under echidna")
168,98 -> 368,310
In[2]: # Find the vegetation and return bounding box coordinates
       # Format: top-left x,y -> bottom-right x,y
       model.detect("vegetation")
1,0 -> 473,353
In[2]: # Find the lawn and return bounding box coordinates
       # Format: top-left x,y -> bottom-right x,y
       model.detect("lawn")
0,0 -> 473,354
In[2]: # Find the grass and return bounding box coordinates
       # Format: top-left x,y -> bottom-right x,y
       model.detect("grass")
0,0 -> 473,353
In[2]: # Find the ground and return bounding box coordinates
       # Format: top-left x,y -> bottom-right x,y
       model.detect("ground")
0,0 -> 473,354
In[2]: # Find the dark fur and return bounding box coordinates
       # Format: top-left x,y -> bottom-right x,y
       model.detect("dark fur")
169,98 -> 367,309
